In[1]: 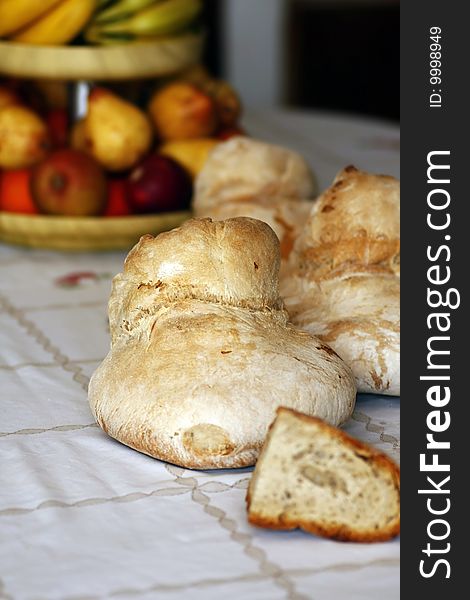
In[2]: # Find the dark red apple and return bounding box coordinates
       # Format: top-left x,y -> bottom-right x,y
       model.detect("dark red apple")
104,178 -> 131,217
126,154 -> 192,214
31,149 -> 107,216
46,108 -> 68,148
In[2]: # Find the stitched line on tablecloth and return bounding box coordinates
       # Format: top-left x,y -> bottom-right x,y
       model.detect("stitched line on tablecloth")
3,288 -> 296,599
0,358 -> 104,371
352,410 -> 400,449
0,293 -> 90,392
0,452 -> 398,599
0,293 -> 398,599
0,423 -> 98,439
40,557 -> 399,600
0,484 -> 189,517
169,469 -> 309,600
0,477 -> 249,517
22,300 -> 106,313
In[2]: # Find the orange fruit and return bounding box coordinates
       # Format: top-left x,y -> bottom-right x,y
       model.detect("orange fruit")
0,169 -> 39,214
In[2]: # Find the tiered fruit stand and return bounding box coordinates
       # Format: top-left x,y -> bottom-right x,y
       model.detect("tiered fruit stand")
0,33 -> 203,250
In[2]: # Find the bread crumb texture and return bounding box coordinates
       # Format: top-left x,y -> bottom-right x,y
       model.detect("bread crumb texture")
247,407 -> 400,542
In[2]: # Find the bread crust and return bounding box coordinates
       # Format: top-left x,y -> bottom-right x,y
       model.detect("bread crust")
193,137 -> 317,259
247,407 -> 400,542
291,165 -> 400,280
283,167 -> 400,395
89,218 -> 357,469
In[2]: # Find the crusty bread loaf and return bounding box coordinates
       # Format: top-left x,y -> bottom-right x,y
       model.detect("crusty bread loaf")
193,137 -> 317,259
282,166 -> 400,395
247,407 -> 400,542
287,165 -> 400,279
88,217 -> 356,469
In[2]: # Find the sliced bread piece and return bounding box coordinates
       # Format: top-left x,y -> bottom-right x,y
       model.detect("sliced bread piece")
247,407 -> 400,542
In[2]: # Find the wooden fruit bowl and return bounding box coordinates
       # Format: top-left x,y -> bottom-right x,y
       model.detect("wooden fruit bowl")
0,211 -> 191,251
0,34 -> 203,251
0,33 -> 204,80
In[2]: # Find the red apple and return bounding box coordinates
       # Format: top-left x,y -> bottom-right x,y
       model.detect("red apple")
46,108 -> 68,148
104,179 -> 131,216
126,155 -> 192,214
30,149 -> 108,216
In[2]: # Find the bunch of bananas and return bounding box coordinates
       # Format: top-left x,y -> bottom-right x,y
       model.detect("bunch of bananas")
85,0 -> 203,45
0,0 -> 201,46
0,0 -> 96,45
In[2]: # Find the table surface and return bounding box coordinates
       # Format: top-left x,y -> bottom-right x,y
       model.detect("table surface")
0,109 -> 400,600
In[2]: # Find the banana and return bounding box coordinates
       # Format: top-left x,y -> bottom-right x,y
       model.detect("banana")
97,0 -> 116,8
84,27 -> 133,45
0,0 -> 63,37
95,0 -> 202,37
10,0 -> 96,45
95,0 -> 162,24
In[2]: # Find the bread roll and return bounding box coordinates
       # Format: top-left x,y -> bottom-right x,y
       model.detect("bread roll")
282,166 -> 400,395
89,217 -> 356,469
193,137 -> 317,259
247,407 -> 400,542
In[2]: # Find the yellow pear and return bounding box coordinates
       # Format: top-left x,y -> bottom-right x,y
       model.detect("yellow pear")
159,138 -> 219,178
0,105 -> 50,170
85,88 -> 153,172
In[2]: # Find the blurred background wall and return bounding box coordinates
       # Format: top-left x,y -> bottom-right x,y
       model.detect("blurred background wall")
203,0 -> 399,121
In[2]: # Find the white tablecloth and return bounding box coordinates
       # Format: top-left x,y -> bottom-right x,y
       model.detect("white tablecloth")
0,109 -> 400,600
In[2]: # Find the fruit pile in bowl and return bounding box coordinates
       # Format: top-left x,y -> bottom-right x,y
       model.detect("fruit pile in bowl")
0,68 -> 243,220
